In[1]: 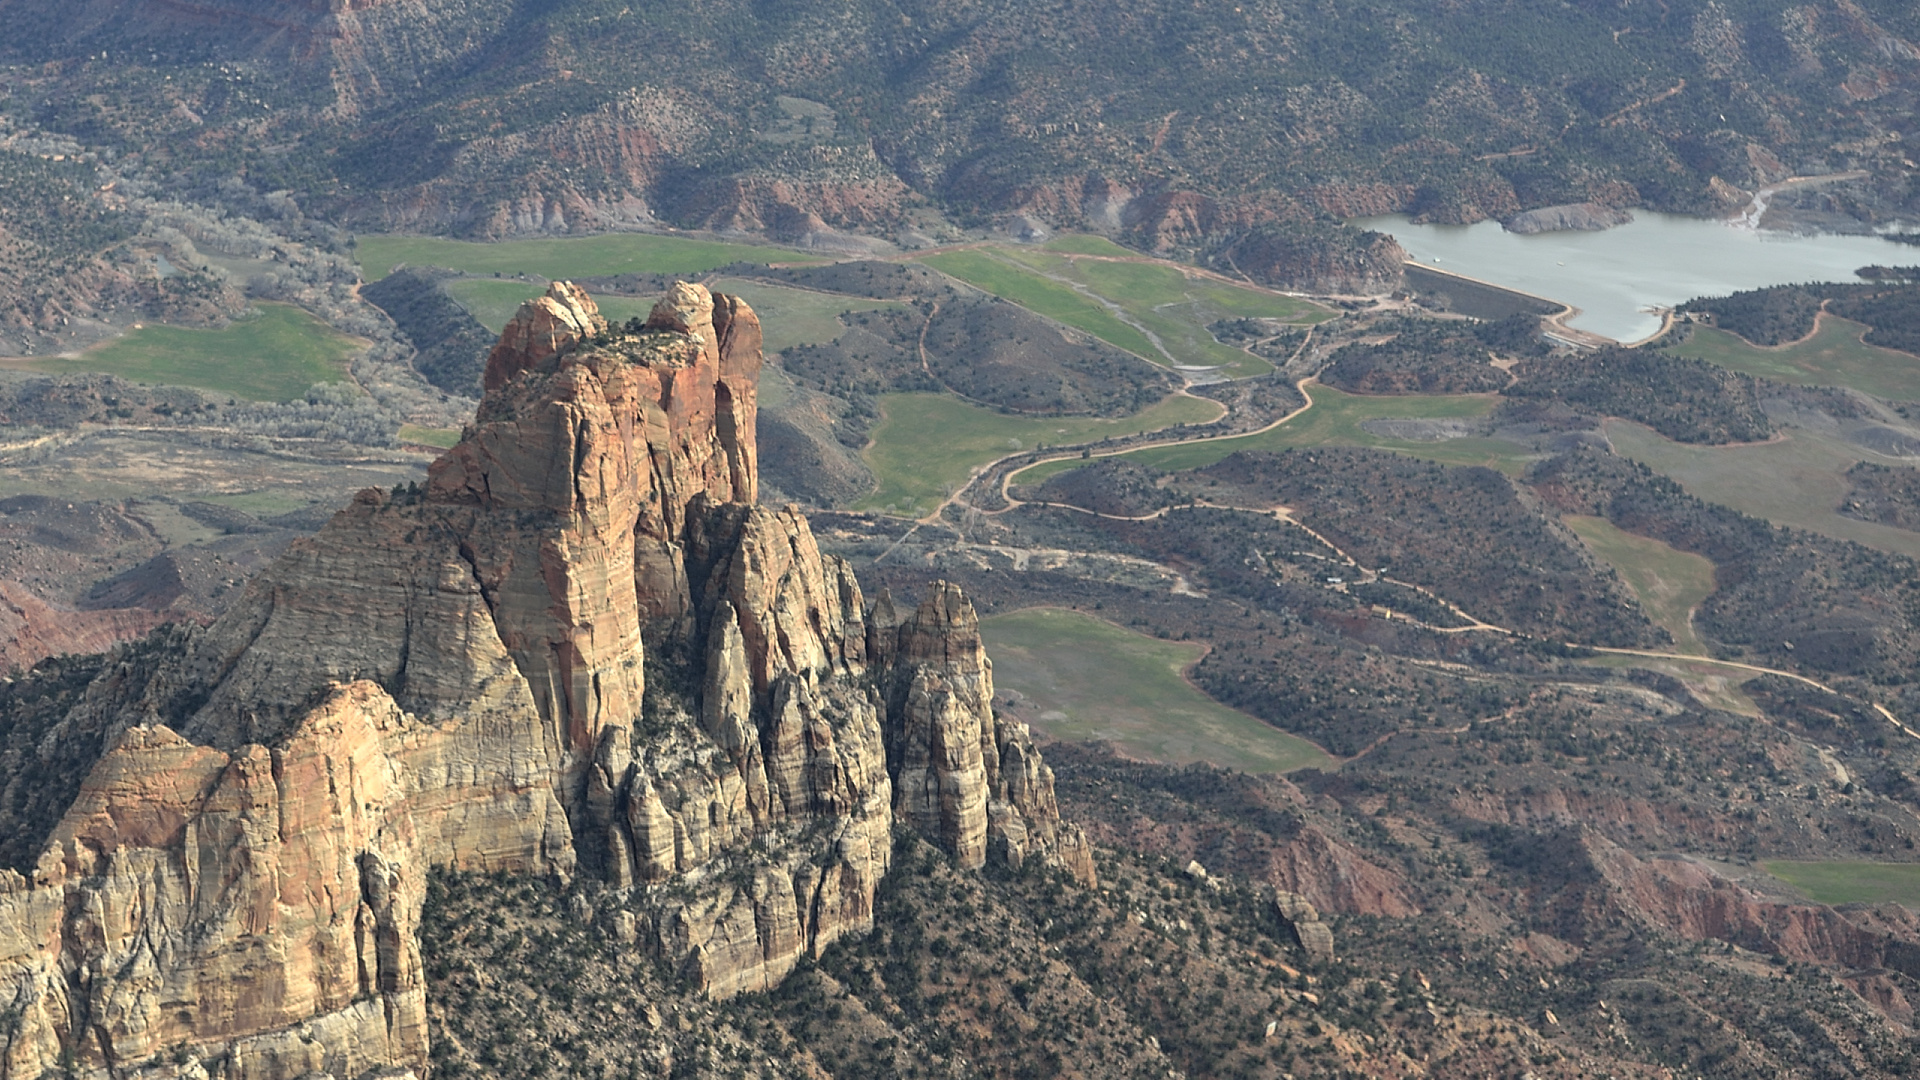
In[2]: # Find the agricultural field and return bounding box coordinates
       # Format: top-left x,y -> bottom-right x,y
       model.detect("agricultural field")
1665,317 -> 1920,402
920,249 -> 1160,361
980,607 -> 1333,774
1763,860 -> 1920,909
26,303 -> 360,401
859,392 -> 1220,516
398,424 -> 461,449
922,245 -> 1330,378
354,233 -> 819,283
1606,419 -> 1920,560
1563,514 -> 1717,654
715,279 -> 905,353
1060,384 -> 1523,478
444,276 -> 901,354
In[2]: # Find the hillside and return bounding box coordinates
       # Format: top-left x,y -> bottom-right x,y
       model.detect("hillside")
8,5 -> 1920,1075
5,281 -> 1920,1079
0,0 -> 1916,258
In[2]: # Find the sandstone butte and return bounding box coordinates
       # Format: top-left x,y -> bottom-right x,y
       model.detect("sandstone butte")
0,281 -> 1093,1080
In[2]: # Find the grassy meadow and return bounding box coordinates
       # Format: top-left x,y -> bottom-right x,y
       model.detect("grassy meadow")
1665,317 -> 1920,402
444,278 -> 653,333
31,303 -> 359,401
922,245 -> 1330,378
1764,860 -> 1920,909
398,424 -> 462,449
920,249 -> 1160,360
859,392 -> 1220,515
1012,386 -> 1536,494
1607,419 -> 1920,560
1563,515 -> 1717,654
981,607 -> 1333,774
1004,386 -> 1519,485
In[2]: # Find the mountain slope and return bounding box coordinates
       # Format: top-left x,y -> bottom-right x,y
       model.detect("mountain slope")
3,0 -> 1916,245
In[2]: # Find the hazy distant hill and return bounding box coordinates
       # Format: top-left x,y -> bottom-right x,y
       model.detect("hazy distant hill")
3,0 -> 1916,247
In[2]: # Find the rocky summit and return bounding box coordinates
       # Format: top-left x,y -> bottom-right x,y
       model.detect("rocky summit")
0,282 -> 1087,1080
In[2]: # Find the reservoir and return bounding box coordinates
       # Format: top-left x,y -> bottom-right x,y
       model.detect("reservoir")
1353,212 -> 1914,343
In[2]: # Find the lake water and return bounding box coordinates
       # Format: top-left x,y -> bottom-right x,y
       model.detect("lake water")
1353,212 -> 1914,343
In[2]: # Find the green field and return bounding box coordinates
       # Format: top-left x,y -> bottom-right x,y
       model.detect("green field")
924,246 -> 1332,379
398,423 -> 461,449
981,607 -> 1333,774
1058,384 -> 1520,478
1763,860 -> 1920,908
1665,317 -> 1920,402
1015,386 -> 1527,490
1073,258 -> 1315,376
445,276 -> 901,354
921,249 -> 1161,360
1019,249 -> 1333,326
860,392 -> 1220,515
30,303 -> 359,401
1563,515 -> 1716,654
713,278 -> 904,353
1606,419 -> 1920,560
355,233 -> 820,283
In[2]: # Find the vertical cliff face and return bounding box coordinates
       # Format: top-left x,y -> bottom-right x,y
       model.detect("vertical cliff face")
0,282 -> 1083,1080
870,583 -> 1087,876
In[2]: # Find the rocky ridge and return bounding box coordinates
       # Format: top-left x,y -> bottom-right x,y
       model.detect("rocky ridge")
0,281 -> 1085,1080
1213,222 -> 1409,295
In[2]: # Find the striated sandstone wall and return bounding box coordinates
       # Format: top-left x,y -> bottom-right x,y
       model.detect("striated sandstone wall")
0,282 -> 1084,1080
870,582 -> 1093,879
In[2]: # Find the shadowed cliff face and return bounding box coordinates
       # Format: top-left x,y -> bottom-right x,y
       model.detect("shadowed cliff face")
0,282 -> 1083,1080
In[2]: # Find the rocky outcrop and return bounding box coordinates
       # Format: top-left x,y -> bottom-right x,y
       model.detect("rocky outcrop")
0,581 -> 170,671
0,281 -> 1083,1080
870,582 -> 1091,877
0,685 -> 431,1080
1503,202 -> 1635,234
1273,892 -> 1335,961
1571,831 -> 1920,975
681,177 -> 909,251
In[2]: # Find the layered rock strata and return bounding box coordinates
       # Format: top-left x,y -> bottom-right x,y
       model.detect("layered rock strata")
0,282 -> 1084,1080
869,583 -> 1090,878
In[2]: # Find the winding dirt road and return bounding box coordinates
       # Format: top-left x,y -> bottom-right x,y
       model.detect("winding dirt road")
864,292 -> 1896,722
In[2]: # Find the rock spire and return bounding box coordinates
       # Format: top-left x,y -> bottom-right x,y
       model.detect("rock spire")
0,282 -> 1085,1080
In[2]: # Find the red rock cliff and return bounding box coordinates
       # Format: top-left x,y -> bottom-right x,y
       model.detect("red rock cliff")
0,282 -> 1082,1080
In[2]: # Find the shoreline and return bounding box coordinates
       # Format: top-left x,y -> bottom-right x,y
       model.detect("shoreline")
1365,196 -> 1906,346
